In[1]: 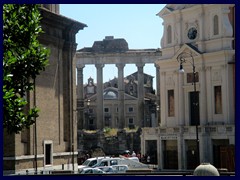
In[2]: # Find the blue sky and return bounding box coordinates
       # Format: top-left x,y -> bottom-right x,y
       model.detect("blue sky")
60,4 -> 166,89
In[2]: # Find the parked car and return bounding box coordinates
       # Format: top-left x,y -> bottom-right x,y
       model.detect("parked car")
97,166 -> 115,174
97,165 -> 128,174
112,165 -> 129,173
79,167 -> 106,174
78,156 -> 110,171
91,156 -> 148,169
92,157 -> 120,167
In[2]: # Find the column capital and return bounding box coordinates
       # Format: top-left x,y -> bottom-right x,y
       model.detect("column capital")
155,63 -> 160,68
136,63 -> 145,68
95,63 -> 105,69
76,64 -> 85,69
116,63 -> 125,69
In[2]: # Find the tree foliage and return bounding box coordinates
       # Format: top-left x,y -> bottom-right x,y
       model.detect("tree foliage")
3,4 -> 49,134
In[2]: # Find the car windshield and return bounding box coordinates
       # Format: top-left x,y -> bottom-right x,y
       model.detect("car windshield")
82,160 -> 91,166
88,160 -> 97,167
82,159 -> 97,167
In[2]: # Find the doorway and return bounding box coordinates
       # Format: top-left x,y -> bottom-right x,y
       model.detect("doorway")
163,140 -> 178,169
186,140 -> 198,169
212,139 -> 235,172
145,140 -> 157,164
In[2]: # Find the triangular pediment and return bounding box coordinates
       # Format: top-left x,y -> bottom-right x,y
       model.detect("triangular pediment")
167,4 -> 196,11
173,44 -> 202,61
157,4 -> 197,17
157,6 -> 172,17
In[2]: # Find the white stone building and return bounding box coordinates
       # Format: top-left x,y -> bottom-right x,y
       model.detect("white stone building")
141,4 -> 235,171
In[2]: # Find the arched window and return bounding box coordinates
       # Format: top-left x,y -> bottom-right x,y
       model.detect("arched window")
213,15 -> 219,35
167,25 -> 172,44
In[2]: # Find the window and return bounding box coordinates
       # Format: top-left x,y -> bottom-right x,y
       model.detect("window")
167,25 -> 172,44
129,118 -> 134,124
89,160 -> 97,167
100,161 -> 108,166
44,141 -> 53,166
213,15 -> 219,35
89,118 -> 93,125
110,160 -> 118,166
168,90 -> 175,117
128,107 -> 134,112
104,108 -> 109,113
214,86 -> 222,114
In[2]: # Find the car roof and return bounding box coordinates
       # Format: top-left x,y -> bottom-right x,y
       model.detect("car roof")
101,157 -> 121,160
87,156 -> 110,161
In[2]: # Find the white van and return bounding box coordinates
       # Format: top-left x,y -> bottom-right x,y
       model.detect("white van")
92,157 -> 148,169
78,156 -> 110,171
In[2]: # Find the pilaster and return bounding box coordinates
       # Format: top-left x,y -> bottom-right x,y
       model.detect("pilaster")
155,64 -> 161,126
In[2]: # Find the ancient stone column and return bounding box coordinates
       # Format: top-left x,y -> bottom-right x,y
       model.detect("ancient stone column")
76,64 -> 85,129
95,63 -> 104,129
136,63 -> 145,127
116,63 -> 125,129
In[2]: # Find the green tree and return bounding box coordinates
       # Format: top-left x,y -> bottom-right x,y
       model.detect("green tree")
3,4 -> 49,134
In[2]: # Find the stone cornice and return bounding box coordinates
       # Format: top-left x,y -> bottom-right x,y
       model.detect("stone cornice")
3,151 -> 78,161
39,7 -> 87,31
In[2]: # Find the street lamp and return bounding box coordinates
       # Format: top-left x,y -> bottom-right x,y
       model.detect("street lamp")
87,99 -> 90,107
177,52 -> 200,165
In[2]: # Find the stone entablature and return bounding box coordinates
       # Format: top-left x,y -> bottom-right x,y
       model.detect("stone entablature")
76,49 -> 161,65
142,125 -> 235,137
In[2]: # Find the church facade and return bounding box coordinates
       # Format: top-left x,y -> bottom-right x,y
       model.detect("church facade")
81,72 -> 157,130
141,4 -> 235,171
